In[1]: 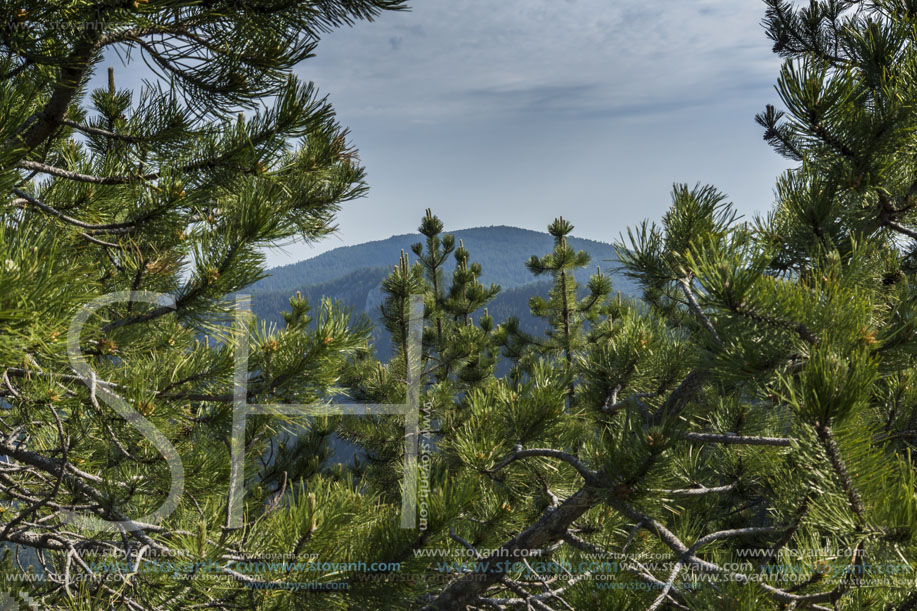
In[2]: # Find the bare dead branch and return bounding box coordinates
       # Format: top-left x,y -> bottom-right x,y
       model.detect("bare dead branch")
655,481 -> 739,497
677,432 -> 795,447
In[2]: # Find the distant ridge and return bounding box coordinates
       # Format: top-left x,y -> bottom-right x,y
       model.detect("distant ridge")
246,225 -> 631,294
245,226 -> 638,360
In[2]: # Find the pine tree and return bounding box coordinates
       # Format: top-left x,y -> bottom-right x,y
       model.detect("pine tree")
499,216 -> 612,403
407,210 -> 500,383
330,213 -> 505,607
0,2 -> 405,610
339,212 -> 500,493
413,208 -> 454,355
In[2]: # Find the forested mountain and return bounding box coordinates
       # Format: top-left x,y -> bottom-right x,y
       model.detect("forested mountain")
246,225 -> 637,339
251,271 -> 557,361
247,225 -> 632,292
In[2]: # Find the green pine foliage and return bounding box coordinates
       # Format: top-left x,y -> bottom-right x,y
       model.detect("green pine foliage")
319,2 -> 917,609
0,1 -> 406,610
4,1 -> 917,611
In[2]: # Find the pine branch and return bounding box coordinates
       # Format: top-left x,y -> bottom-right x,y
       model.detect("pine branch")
612,500 -> 835,609
646,370 -> 708,427
17,160 -> 150,185
421,486 -> 598,610
479,573 -> 592,611
15,30 -> 103,153
647,558 -> 684,611
766,0 -> 850,66
885,219 -> 917,241
58,118 -> 141,143
808,115 -> 856,159
78,232 -> 123,248
0,437 -> 167,552
731,302 -> 819,345
97,21 -> 212,48
561,531 -> 685,606
0,58 -> 32,80
814,423 -> 866,524
679,276 -> 721,344
11,189 -> 136,234
489,447 -> 601,486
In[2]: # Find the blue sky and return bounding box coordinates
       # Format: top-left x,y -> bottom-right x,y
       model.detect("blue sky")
97,0 -> 795,268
